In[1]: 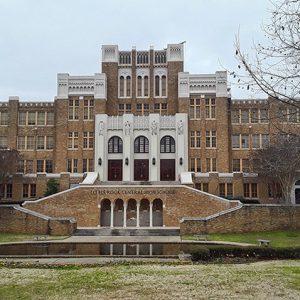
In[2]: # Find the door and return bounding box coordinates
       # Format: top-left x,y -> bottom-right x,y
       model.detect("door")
134,159 -> 149,181
108,160 -> 123,181
160,159 -> 175,181
296,189 -> 300,204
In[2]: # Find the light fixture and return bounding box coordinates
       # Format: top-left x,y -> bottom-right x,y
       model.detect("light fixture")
98,158 -> 102,166
125,158 -> 129,165
152,158 -> 156,165
179,157 -> 183,165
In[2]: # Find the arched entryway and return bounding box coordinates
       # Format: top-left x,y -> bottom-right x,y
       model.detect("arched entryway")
100,199 -> 111,227
152,198 -> 163,226
140,199 -> 150,226
127,199 -> 137,227
113,199 -> 124,227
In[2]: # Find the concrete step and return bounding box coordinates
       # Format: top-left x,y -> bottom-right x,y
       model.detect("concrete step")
74,227 -> 180,236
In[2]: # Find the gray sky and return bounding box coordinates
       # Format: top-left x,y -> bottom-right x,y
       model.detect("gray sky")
0,0 -> 271,101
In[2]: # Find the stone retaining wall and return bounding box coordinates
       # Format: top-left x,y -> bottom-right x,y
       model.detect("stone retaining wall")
180,204 -> 300,235
0,205 -> 76,235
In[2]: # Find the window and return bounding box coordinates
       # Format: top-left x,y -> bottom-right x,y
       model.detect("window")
17,160 -> 24,173
6,184 -> 12,198
233,159 -> 241,172
190,98 -> 200,119
108,136 -> 123,153
155,75 -> 160,97
279,108 -> 288,122
260,109 -> 269,123
242,159 -> 250,172
231,110 -> 240,123
26,136 -> 34,150
37,160 -> 44,172
0,136 -> 7,149
37,112 -> 45,125
190,131 -> 201,148
194,182 -> 209,192
232,135 -> 240,149
82,158 -> 93,172
241,109 -> 249,123
83,132 -> 94,149
154,103 -> 168,115
134,136 -> 149,153
46,160 -> 53,173
18,112 -> 27,125
126,76 -> 131,97
161,75 -> 167,97
205,98 -> 216,119
67,159 -> 78,173
68,99 -> 79,120
0,183 -> 12,198
241,135 -> 249,149
261,134 -> 269,147
37,136 -> 45,150
47,112 -> 54,125
144,76 -> 149,97
23,184 -> 36,198
160,136 -> 175,153
252,134 -> 260,149
250,109 -> 258,123
119,76 -> 124,97
206,130 -> 216,148
136,103 -> 149,115
28,112 -> 36,125
0,111 -> 8,125
288,107 -> 298,123
137,52 -> 149,64
68,132 -> 79,149
190,158 -> 201,172
46,136 -> 54,150
137,76 -> 142,97
17,136 -> 25,150
244,183 -> 258,198
118,104 -> 131,115
84,99 -> 94,120
206,158 -> 216,172
219,183 -> 225,197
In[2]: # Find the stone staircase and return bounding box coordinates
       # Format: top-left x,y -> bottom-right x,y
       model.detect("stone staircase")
74,227 -> 180,236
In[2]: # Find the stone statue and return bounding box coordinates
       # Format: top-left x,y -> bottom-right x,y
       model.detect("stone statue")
151,120 -> 158,135
99,121 -> 104,136
178,120 -> 184,135
125,121 -> 131,135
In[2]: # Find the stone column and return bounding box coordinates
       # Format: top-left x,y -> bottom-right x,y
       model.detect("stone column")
136,202 -> 140,227
123,202 -> 127,228
110,202 -> 114,228
149,202 -> 153,227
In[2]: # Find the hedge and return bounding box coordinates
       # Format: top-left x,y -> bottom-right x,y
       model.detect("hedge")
188,245 -> 300,261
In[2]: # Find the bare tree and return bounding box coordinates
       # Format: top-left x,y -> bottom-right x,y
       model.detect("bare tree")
0,149 -> 20,200
251,135 -> 300,203
233,0 -> 300,107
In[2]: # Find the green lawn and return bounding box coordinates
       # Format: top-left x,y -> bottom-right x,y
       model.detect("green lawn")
182,230 -> 300,247
0,233 -> 67,243
0,260 -> 299,299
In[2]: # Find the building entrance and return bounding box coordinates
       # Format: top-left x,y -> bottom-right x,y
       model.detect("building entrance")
108,160 -> 123,181
134,159 -> 149,181
160,159 -> 175,181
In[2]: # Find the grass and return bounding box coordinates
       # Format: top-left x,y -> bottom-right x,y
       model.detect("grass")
0,233 -> 68,243
0,260 -> 299,299
182,230 -> 300,248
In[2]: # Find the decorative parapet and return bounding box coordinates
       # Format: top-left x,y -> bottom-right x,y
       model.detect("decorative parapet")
57,73 -> 106,99
178,71 -> 228,98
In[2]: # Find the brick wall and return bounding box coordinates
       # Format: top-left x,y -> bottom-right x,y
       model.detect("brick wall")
0,205 -> 76,235
180,204 -> 300,234
23,185 -> 240,227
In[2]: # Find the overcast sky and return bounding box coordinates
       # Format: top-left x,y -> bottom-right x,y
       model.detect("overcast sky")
0,0 -> 272,101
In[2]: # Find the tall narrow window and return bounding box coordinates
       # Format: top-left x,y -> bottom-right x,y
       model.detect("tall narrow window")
137,76 -> 142,97
190,98 -> 200,119
119,76 -> 124,97
68,99 -> 79,120
144,76 -> 149,97
134,136 -> 149,153
126,76 -> 131,97
84,99 -> 94,120
155,75 -> 160,97
160,136 -> 175,153
161,75 -> 167,96
0,111 -> 8,125
108,136 -> 123,153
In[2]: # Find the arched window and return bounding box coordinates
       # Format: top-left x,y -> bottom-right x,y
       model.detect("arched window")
134,136 -> 149,153
126,76 -> 131,97
155,75 -> 160,97
108,136 -> 123,153
137,76 -> 142,97
162,75 -> 167,96
160,136 -> 175,153
144,76 -> 149,97
119,76 -> 124,97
